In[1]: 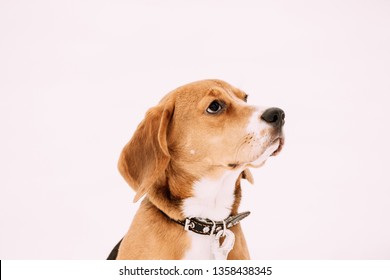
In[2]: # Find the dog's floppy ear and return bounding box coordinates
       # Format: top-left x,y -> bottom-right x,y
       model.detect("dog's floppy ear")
241,168 -> 254,184
118,98 -> 174,202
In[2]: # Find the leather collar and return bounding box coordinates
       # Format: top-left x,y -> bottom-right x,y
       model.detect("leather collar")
169,211 -> 251,236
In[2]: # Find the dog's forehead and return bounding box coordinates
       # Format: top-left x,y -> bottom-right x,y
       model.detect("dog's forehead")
168,80 -> 247,106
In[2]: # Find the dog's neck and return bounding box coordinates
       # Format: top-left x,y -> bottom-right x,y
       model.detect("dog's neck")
146,162 -> 243,222
182,169 -> 243,221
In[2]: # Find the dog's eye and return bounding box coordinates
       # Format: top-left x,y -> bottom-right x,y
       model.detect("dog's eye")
244,94 -> 248,102
206,101 -> 223,114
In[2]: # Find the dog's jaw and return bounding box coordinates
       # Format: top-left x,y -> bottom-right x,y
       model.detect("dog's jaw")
231,109 -> 284,168
247,137 -> 282,168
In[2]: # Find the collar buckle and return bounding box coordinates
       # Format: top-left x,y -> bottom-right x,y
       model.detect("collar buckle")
184,217 -> 194,231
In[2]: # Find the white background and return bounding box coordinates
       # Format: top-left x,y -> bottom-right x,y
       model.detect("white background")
1,0 -> 389,259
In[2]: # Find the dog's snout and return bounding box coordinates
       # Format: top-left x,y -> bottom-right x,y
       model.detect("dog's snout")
261,107 -> 285,128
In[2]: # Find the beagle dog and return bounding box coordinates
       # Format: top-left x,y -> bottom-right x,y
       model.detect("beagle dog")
107,79 -> 285,260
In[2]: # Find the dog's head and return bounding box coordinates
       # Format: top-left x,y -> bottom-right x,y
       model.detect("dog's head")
118,80 -> 285,202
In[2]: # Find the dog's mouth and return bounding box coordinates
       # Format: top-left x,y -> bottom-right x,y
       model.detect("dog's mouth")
271,136 -> 284,156
227,135 -> 285,169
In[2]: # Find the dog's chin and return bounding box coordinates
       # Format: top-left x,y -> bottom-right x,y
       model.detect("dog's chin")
270,136 -> 284,157
225,137 -> 284,170
247,138 -> 284,168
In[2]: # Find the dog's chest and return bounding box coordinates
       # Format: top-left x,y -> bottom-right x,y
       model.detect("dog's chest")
181,170 -> 241,260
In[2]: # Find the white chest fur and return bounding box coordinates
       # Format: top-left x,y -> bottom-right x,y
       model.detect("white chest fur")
182,169 -> 242,260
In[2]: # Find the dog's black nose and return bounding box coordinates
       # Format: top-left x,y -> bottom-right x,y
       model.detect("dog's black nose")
261,107 -> 285,127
